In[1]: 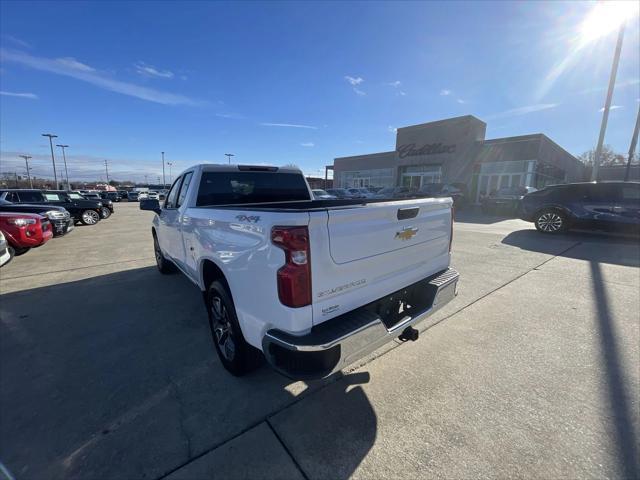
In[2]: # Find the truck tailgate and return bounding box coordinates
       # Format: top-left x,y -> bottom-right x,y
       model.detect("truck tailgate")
310,197 -> 452,326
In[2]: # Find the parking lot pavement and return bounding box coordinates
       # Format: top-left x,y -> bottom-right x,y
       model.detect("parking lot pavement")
1,203 -> 638,479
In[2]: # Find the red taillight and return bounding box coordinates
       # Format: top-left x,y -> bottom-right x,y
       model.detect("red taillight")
272,226 -> 311,308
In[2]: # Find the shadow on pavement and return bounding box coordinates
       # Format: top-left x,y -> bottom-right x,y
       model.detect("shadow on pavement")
0,267 -> 377,479
453,209 -> 515,225
501,229 -> 640,267
589,262 -> 639,478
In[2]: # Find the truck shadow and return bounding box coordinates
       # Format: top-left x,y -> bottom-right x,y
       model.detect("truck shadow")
501,229 -> 640,267
0,267 -> 376,480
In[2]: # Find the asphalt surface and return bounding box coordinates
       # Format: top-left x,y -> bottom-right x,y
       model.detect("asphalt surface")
0,203 -> 638,479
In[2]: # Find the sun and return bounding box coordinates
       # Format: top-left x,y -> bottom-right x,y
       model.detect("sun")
579,1 -> 639,45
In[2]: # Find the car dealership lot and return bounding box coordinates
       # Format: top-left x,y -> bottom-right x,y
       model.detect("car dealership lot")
1,203 -> 638,479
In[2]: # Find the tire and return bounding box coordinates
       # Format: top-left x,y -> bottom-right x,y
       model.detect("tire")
80,209 -> 100,225
206,280 -> 263,376
534,209 -> 568,234
10,245 -> 30,256
101,208 -> 112,219
153,233 -> 177,274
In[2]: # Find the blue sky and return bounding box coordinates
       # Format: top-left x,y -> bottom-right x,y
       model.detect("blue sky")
1,1 -> 639,183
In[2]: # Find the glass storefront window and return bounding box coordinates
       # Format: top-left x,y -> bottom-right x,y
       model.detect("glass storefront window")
340,168 -> 394,188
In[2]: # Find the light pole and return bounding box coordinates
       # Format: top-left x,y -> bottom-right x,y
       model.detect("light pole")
161,151 -> 166,188
56,144 -> 70,190
167,162 -> 173,184
225,153 -> 235,164
42,133 -> 58,189
592,25 -> 625,181
104,160 -> 110,184
144,174 -> 148,185
19,155 -> 33,188
624,106 -> 640,182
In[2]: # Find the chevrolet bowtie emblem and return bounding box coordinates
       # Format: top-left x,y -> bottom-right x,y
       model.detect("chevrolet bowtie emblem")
395,227 -> 418,241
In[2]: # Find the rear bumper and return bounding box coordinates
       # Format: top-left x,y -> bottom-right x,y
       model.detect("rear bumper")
263,268 -> 459,380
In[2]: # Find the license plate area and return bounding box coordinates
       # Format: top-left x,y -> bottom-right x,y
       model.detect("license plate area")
366,278 -> 437,330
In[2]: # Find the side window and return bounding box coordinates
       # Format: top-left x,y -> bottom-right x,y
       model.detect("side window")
5,192 -> 18,202
621,184 -> 640,201
176,172 -> 193,208
17,191 -> 45,203
164,177 -> 182,209
587,184 -> 619,202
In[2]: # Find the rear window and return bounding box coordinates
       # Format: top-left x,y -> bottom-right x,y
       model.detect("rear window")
43,193 -> 64,201
196,171 -> 310,206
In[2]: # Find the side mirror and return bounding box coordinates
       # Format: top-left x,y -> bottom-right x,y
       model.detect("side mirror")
140,198 -> 161,214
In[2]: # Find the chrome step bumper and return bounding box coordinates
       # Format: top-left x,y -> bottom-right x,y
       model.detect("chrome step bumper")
263,268 -> 459,380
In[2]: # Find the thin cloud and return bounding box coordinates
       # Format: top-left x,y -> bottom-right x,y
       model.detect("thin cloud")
300,142 -> 315,147
0,91 -> 38,99
398,91 -> 406,96
575,78 -> 639,96
215,113 -> 244,119
599,105 -> 623,112
0,48 -> 205,107
134,62 -> 174,79
353,88 -> 366,96
456,98 -> 465,104
260,122 -> 318,130
485,103 -> 558,120
388,125 -> 397,133
440,89 -> 451,96
386,80 -> 401,88
344,75 -> 364,86
3,35 -> 31,49
56,57 -> 95,72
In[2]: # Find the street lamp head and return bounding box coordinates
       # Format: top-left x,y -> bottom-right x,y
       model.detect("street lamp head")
56,144 -> 69,148
42,133 -> 58,138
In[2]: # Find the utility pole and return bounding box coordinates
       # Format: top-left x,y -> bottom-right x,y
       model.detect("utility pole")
167,162 -> 173,184
42,133 -> 59,189
19,155 -> 33,188
225,153 -> 234,164
14,172 -> 19,188
161,151 -> 166,188
624,106 -> 640,182
56,144 -> 70,190
104,159 -> 110,184
592,25 -> 625,181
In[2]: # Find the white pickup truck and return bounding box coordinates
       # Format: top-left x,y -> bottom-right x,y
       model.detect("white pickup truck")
141,164 -> 458,379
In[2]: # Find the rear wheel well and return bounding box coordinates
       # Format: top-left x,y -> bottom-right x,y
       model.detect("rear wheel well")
202,259 -> 227,291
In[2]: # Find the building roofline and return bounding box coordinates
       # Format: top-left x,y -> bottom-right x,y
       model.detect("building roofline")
335,150 -> 397,161
396,115 -> 486,131
484,133 -> 578,161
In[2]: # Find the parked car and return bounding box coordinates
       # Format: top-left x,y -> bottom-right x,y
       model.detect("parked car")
346,188 -> 375,199
138,192 -> 149,200
419,183 -> 468,209
520,181 -> 640,234
147,192 -> 160,200
373,186 -> 416,199
101,191 -> 121,202
0,199 -> 73,236
69,191 -> 114,218
141,164 -> 458,379
0,212 -> 53,256
312,189 -> 337,200
127,191 -> 140,201
325,188 -> 355,199
0,231 -> 12,267
0,189 -> 104,226
117,190 -> 129,200
481,186 -> 536,215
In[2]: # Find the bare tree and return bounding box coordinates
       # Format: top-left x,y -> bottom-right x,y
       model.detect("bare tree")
579,145 -> 626,166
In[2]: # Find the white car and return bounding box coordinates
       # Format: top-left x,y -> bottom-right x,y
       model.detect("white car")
147,192 -> 160,200
0,231 -> 12,267
141,164 -> 458,379
138,192 -> 149,200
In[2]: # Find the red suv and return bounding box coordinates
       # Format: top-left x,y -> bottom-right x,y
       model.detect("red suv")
0,212 -> 53,256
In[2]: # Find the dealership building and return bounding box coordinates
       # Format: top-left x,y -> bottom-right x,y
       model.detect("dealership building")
332,115 -> 585,203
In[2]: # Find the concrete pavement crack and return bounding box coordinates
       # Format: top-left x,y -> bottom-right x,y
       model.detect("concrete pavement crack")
166,373 -> 193,460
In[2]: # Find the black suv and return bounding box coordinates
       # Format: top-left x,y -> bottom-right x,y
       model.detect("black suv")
520,182 -> 640,234
0,198 -> 74,236
0,189 -> 104,225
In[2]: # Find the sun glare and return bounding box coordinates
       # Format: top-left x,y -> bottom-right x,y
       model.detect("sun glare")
579,1 -> 639,45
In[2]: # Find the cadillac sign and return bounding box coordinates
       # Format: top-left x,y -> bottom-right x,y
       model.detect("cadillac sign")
397,143 -> 456,158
